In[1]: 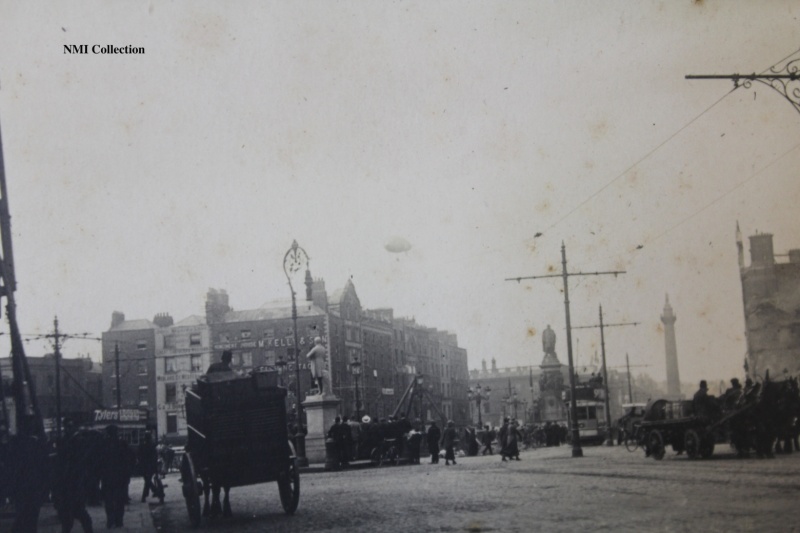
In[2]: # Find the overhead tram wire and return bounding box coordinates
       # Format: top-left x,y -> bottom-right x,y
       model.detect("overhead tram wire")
636,140 -> 800,250
521,45 -> 800,247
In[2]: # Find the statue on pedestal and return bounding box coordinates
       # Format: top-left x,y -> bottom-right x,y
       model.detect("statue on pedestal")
306,337 -> 332,396
542,325 -> 556,356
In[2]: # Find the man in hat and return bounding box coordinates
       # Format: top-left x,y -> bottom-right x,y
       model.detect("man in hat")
100,425 -> 132,528
426,421 -> 441,464
207,350 -> 233,374
723,378 -> 744,410
692,380 -> 715,419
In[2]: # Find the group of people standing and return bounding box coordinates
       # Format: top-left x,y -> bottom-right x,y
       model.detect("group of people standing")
13,423 -> 170,533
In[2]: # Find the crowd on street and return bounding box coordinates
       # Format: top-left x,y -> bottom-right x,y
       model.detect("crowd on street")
323,413 -> 572,470
0,422 -> 170,532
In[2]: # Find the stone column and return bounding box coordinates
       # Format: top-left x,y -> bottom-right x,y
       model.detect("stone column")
302,392 -> 341,464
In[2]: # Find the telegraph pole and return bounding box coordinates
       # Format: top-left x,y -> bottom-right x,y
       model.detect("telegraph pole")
574,306 -> 638,446
115,342 -> 121,412
53,317 -> 62,441
506,242 -> 625,458
626,353 -> 634,403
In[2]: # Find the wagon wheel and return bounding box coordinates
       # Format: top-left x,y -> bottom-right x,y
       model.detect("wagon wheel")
684,429 -> 701,459
180,452 -> 202,528
648,430 -> 665,460
278,443 -> 300,515
699,435 -> 714,459
370,447 -> 381,466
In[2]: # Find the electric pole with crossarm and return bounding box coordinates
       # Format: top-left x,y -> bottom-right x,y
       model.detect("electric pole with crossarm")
574,306 -> 639,447
506,242 -> 625,458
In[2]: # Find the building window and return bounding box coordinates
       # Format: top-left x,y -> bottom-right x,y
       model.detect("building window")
165,357 -> 178,374
138,386 -> 149,406
163,335 -> 176,350
219,332 -> 230,343
241,352 -> 253,368
137,340 -> 147,350
166,413 -> 178,434
165,383 -> 177,404
138,360 -> 148,375
265,350 -> 276,365
190,355 -> 202,372
241,330 -> 251,339
190,333 -> 201,346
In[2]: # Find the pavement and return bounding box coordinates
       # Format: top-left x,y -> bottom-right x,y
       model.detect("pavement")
5,461 -> 346,532
0,477 -> 156,533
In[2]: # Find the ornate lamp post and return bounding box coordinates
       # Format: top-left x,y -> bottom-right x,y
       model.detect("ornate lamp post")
505,392 -> 521,420
467,384 -> 490,427
416,374 -> 425,421
283,240 -> 309,466
351,354 -> 362,420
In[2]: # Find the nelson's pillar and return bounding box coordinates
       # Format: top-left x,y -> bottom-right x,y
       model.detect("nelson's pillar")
661,294 -> 681,399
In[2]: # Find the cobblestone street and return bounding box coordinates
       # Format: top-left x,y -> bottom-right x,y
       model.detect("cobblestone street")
151,444 -> 800,532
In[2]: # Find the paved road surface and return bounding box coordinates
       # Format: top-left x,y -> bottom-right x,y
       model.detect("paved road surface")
152,444 -> 800,532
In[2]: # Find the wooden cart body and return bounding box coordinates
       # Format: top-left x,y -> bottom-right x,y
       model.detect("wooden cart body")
180,371 -> 299,527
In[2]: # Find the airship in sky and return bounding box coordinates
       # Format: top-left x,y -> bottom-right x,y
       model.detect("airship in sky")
384,236 -> 412,253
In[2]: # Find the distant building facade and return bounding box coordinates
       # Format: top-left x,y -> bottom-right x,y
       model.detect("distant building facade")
0,354 -> 103,433
738,228 -> 800,379
102,276 -> 471,440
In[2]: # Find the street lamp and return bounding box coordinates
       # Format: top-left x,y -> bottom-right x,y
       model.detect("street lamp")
283,240 -> 309,467
351,355 -> 362,421
416,374 -> 425,422
505,392 -> 520,420
467,384 -> 491,427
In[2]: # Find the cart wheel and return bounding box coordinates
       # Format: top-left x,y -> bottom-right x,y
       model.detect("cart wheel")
648,430 -> 665,460
369,447 -> 381,466
684,429 -> 701,459
278,457 -> 300,514
180,452 -> 202,528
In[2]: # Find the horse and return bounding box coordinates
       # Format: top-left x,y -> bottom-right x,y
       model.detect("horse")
200,472 -> 232,518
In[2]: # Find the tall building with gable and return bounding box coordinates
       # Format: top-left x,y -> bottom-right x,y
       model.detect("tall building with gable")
738,227 -> 800,379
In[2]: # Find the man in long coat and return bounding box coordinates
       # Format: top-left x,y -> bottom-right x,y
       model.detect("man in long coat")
426,421 -> 441,464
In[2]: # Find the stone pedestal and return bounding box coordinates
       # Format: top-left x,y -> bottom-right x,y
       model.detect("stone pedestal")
540,351 -> 566,422
302,393 -> 341,464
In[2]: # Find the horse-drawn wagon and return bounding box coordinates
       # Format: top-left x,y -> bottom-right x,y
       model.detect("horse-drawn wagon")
180,371 -> 299,527
629,377 -> 799,460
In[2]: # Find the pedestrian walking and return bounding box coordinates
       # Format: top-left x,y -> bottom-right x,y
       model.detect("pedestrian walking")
442,420 -> 458,466
100,425 -> 132,529
138,432 -> 164,504
498,417 -> 510,461
52,430 -> 96,533
481,424 -> 495,455
427,421 -> 441,464
506,420 -> 522,461
327,416 -> 349,468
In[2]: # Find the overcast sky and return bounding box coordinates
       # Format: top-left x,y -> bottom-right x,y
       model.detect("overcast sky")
0,1 -> 798,388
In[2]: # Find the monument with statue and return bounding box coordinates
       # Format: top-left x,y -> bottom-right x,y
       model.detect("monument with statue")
301,337 -> 341,463
538,325 -> 567,422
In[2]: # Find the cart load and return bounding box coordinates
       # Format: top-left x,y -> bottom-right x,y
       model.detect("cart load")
181,371 -> 299,527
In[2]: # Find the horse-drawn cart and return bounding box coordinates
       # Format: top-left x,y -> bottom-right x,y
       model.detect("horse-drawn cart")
633,377 -> 799,460
180,371 -> 299,528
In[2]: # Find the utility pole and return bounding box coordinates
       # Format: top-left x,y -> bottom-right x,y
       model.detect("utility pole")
506,242 -> 625,458
115,342 -> 121,412
574,306 -> 638,446
53,317 -> 62,441
626,353 -> 634,403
